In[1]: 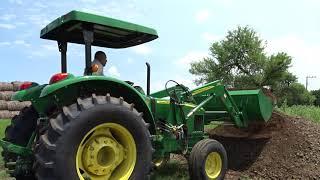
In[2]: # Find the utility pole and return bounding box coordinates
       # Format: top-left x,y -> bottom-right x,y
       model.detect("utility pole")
306,76 -> 316,91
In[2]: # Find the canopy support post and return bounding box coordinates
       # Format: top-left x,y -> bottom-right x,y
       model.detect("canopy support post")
58,41 -> 67,73
83,25 -> 94,75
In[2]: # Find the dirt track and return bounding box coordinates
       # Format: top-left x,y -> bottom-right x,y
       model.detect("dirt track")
209,112 -> 320,179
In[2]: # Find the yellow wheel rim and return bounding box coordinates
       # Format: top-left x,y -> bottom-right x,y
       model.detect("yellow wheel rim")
204,152 -> 222,179
76,123 -> 136,180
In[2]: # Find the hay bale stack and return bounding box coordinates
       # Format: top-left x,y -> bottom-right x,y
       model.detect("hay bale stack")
12,81 -> 24,91
0,81 -> 32,119
0,100 -> 8,110
10,111 -> 20,117
0,82 -> 14,91
0,91 -> 15,101
7,101 -> 31,111
0,110 -> 12,119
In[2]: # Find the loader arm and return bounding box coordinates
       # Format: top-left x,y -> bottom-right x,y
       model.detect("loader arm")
188,81 -> 247,127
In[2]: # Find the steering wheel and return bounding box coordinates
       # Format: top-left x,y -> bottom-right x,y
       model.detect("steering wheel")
165,80 -> 191,103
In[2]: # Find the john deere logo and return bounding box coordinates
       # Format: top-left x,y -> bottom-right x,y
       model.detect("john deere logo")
192,86 -> 214,95
157,100 -> 170,104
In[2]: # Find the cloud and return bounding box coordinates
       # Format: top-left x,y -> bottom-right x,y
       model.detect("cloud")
27,15 -> 51,28
9,0 -> 23,5
172,75 -> 197,89
14,40 -> 30,47
33,2 -> 48,8
28,51 -> 48,58
0,42 -> 11,46
42,43 -> 57,51
150,76 -> 197,93
267,34 -> 320,90
215,0 -> 233,6
0,40 -> 30,47
0,14 -> 16,21
195,9 -> 210,23
0,23 -> 16,29
131,44 -> 152,55
80,0 -> 97,3
108,66 -> 121,77
202,32 -> 221,42
127,58 -> 134,64
80,0 -> 143,21
150,81 -> 165,93
176,51 -> 208,66
27,43 -> 57,58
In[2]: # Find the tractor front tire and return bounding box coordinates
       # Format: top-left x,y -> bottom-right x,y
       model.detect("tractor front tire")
2,106 -> 38,180
34,94 -> 153,180
188,139 -> 227,180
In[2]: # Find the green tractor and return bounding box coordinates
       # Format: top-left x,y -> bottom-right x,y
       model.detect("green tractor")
0,11 -> 273,180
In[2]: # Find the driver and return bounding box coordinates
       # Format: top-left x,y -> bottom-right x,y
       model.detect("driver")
91,51 -> 107,75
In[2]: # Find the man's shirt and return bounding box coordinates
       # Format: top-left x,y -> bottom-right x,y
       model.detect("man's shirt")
92,59 -> 104,75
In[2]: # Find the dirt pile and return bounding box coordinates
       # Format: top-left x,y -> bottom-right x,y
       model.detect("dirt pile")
208,111 -> 320,179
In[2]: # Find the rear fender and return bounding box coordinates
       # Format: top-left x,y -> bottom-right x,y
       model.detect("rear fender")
11,85 -> 46,102
39,76 -> 156,133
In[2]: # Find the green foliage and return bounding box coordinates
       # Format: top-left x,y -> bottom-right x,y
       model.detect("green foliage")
278,105 -> 320,123
276,83 -> 315,106
311,89 -> 320,106
190,26 -> 314,106
190,26 -> 292,88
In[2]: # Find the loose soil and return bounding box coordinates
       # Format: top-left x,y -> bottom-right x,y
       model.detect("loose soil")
211,111 -> 320,179
168,111 -> 320,179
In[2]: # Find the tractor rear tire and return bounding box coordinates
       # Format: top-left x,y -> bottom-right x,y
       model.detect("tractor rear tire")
1,106 -> 38,180
188,139 -> 227,180
34,94 -> 153,180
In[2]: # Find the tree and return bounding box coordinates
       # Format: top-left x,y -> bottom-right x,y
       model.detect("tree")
311,89 -> 320,106
277,83 -> 315,106
190,26 -> 314,105
190,26 -> 291,88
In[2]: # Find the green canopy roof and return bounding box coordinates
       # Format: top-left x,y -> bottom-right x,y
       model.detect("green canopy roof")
40,10 -> 158,48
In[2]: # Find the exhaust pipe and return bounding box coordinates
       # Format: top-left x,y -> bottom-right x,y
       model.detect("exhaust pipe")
146,62 -> 150,95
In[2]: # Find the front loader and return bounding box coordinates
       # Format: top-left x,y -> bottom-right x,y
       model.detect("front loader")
0,11 -> 274,180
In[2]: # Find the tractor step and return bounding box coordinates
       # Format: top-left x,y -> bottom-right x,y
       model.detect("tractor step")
6,161 -> 17,167
0,139 -> 32,156
6,168 -> 14,174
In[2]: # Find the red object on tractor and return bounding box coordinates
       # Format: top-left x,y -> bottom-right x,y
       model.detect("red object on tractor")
19,82 -> 33,90
49,73 -> 69,84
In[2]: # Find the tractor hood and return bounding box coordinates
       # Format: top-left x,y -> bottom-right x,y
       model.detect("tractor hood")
40,10 -> 158,48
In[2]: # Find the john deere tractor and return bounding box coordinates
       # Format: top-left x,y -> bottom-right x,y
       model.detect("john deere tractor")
0,11 -> 273,180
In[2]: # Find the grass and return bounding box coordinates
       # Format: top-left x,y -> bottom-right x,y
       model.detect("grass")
0,119 -> 12,179
151,161 -> 189,180
0,119 -> 10,139
278,105 -> 320,123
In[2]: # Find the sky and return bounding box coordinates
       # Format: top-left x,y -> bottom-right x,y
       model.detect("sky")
0,0 -> 319,91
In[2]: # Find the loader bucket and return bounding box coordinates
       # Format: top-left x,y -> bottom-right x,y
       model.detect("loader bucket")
229,89 -> 273,122
197,89 -> 273,125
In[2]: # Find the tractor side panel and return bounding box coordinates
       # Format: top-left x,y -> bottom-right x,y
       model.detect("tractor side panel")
38,76 -> 156,133
11,85 -> 46,102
